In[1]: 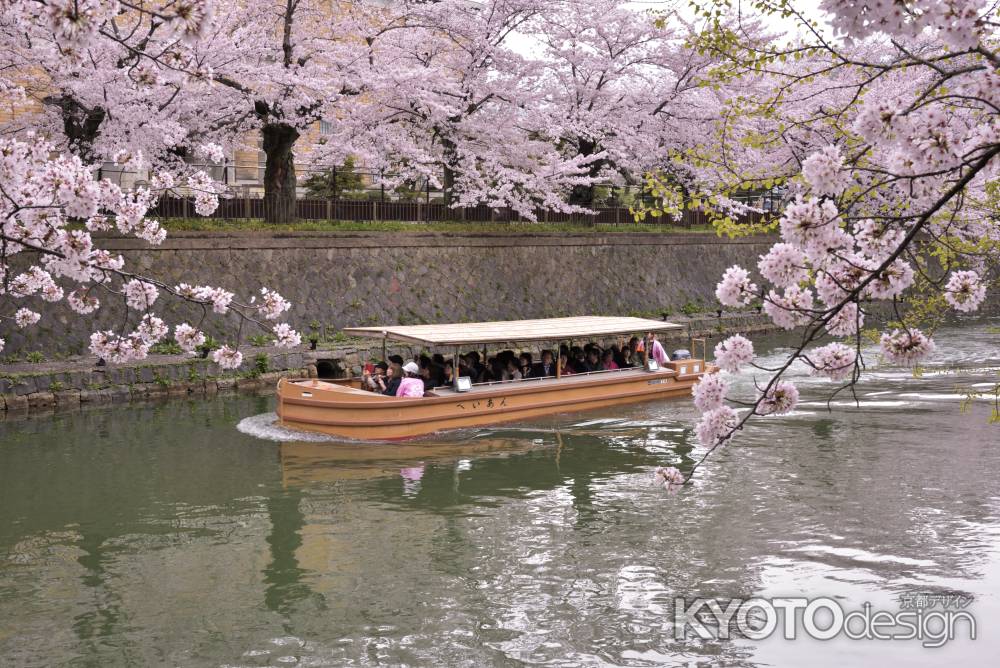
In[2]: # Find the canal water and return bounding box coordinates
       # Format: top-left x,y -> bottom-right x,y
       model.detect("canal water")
1,321 -> 998,667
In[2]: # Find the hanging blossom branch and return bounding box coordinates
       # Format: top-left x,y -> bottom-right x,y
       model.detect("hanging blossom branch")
654,0 -> 1000,493
0,134 -> 300,368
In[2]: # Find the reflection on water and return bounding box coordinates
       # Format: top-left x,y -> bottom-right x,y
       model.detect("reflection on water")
0,321 -> 998,666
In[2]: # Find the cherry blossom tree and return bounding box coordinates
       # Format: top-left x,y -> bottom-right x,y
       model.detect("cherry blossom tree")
677,0 -> 1000,484
1,1 -> 300,364
529,0 -> 705,205
348,0 -> 602,219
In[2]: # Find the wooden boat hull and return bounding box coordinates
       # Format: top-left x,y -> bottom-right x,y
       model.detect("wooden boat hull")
276,361 -> 711,440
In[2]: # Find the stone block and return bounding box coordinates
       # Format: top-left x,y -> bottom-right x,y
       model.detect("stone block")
54,390 -> 81,407
2,394 -> 28,412
27,392 -> 56,409
236,378 -> 263,392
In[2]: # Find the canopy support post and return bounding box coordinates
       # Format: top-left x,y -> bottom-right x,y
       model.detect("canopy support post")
454,346 -> 460,389
556,340 -> 562,379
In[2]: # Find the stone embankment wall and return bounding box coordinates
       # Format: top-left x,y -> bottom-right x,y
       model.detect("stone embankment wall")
2,231 -> 777,355
1,312 -> 778,418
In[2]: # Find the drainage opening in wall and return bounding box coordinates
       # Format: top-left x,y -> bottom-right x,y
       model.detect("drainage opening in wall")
315,359 -> 342,379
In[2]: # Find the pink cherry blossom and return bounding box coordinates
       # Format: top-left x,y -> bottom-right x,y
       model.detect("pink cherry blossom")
135,314 -> 169,345
715,265 -> 757,306
715,265 -> 758,307
14,307 -> 40,328
122,279 -> 159,311
654,466 -> 685,492
257,288 -> 291,321
802,145 -> 850,196
810,342 -> 858,382
212,346 -> 244,370
692,373 -> 729,412
825,302 -> 865,337
880,328 -> 936,366
713,335 -> 755,373
272,323 -> 301,348
174,324 -> 206,353
695,405 -> 739,447
758,243 -> 809,289
764,285 -> 815,330
943,270 -> 987,312
757,381 -> 800,415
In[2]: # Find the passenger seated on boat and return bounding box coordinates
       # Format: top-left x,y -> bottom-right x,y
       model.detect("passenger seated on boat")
486,357 -> 505,383
397,362 -> 425,398
558,353 -> 574,375
478,359 -> 496,383
442,361 -> 455,386
532,349 -> 557,377
418,360 -> 437,391
388,354 -> 405,367
465,351 -> 485,380
362,361 -> 389,391
504,358 -> 522,381
371,362 -> 403,395
582,349 -> 602,372
627,337 -> 642,366
459,358 -> 478,383
570,346 -> 586,373
611,344 -> 627,368
601,349 -> 619,371
519,352 -> 534,378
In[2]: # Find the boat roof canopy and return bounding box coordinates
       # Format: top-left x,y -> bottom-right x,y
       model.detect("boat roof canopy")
342,316 -> 684,347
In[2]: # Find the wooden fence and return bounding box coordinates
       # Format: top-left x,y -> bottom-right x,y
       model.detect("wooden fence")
150,195 -> 770,226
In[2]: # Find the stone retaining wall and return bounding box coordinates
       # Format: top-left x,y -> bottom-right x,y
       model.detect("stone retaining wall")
1,312 -> 779,418
2,231 -> 777,355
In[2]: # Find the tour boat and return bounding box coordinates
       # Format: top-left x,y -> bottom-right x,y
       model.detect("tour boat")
276,316 -> 714,440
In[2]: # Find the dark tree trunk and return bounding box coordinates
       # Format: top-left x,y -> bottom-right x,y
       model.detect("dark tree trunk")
568,137 -> 603,207
262,122 -> 300,224
49,95 -> 106,164
443,164 -> 456,206
441,136 -> 457,206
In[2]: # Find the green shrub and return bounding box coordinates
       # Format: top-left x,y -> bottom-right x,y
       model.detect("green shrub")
248,334 -> 273,347
151,339 -> 183,355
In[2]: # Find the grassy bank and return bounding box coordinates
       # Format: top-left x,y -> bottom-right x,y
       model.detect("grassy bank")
159,217 -> 722,234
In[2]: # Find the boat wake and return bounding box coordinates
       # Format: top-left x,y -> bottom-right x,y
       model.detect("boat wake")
236,412 -> 341,443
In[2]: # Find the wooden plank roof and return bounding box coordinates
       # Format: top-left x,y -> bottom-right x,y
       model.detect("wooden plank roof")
342,316 -> 683,347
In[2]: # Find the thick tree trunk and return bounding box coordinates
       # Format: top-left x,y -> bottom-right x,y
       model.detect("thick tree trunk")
48,95 -> 105,164
442,164 -> 456,206
568,137 -> 603,207
262,122 -> 300,224
441,137 -> 457,206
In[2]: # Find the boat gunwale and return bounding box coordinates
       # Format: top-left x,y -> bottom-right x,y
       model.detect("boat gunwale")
279,366 -> 702,410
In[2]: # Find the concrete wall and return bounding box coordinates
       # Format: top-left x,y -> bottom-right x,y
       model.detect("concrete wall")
3,231 -> 776,355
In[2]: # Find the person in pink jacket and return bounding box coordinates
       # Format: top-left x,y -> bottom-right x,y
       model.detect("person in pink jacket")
396,361 -> 425,398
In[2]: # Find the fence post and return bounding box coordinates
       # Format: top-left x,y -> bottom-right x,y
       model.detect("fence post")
183,196 -> 189,219
373,200 -> 378,222
615,206 -> 621,226
244,191 -> 250,220
326,199 -> 332,221
417,200 -> 422,222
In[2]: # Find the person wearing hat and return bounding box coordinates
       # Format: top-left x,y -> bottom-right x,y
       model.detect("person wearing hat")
396,361 -> 425,398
